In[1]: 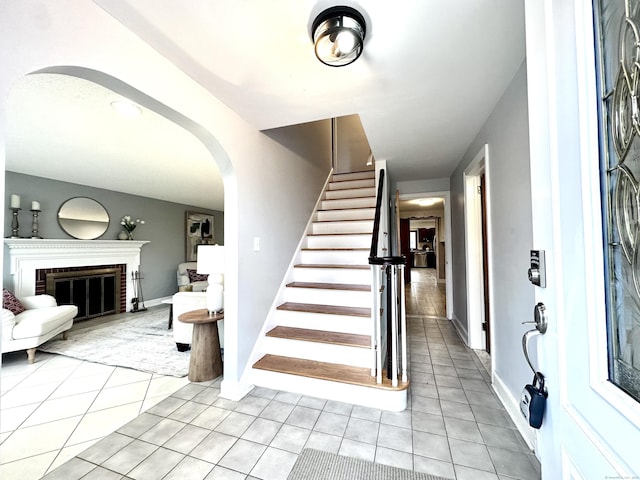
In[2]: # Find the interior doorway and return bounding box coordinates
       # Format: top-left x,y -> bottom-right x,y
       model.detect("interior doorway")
397,191 -> 453,319
464,144 -> 491,351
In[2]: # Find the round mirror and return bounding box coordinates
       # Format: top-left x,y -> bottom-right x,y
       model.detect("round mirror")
58,197 -> 109,239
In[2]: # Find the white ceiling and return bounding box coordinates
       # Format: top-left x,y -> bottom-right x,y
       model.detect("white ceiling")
5,1 -> 525,212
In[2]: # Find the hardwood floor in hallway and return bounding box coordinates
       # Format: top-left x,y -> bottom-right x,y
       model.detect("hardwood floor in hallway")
406,267 -> 447,318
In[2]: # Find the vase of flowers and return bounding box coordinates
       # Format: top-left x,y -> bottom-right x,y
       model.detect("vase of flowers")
121,215 -> 144,240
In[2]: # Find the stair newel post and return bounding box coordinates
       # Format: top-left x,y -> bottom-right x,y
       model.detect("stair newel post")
385,264 -> 393,381
370,264 -> 378,378
398,264 -> 408,383
390,265 -> 399,387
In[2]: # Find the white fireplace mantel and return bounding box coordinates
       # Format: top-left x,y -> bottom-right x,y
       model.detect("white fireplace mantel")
4,239 -> 149,309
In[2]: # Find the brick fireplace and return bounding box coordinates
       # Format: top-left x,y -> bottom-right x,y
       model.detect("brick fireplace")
4,239 -> 149,313
35,264 -> 127,319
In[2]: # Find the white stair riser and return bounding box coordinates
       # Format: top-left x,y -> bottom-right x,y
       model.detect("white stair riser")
293,267 -> 371,284
300,249 -> 369,265
325,187 -> 376,200
311,221 -> 373,235
320,198 -> 376,210
316,208 -> 375,222
307,234 -> 371,249
332,171 -> 375,182
328,179 -> 375,190
274,310 -> 371,335
250,369 -> 407,412
262,337 -> 371,368
284,287 -> 372,307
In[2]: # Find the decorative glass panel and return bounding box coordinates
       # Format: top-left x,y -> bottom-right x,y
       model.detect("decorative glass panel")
595,0 -> 640,402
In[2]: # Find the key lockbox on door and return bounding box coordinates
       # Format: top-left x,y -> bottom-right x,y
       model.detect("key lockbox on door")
528,250 -> 546,288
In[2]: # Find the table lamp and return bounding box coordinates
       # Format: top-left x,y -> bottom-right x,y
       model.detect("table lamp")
197,244 -> 224,315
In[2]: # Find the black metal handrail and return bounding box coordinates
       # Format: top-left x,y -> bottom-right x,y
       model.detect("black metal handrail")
369,169 -> 385,261
368,169 -> 405,266
367,168 -> 407,384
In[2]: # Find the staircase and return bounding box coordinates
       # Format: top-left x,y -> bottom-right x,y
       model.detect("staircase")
251,170 -> 408,411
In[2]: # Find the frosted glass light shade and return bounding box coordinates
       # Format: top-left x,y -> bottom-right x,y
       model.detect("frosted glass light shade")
312,6 -> 366,67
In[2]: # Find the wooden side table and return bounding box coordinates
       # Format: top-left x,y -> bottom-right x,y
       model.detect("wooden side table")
178,308 -> 224,382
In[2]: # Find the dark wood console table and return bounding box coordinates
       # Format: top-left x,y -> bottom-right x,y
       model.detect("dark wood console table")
178,308 -> 223,382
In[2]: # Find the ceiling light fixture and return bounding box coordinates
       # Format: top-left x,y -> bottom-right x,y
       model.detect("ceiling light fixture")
411,198 -> 441,207
110,100 -> 142,118
312,6 -> 366,67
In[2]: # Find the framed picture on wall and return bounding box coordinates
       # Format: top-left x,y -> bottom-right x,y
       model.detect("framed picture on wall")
185,211 -> 215,261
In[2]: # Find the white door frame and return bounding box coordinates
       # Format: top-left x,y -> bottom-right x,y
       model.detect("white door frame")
463,144 -> 490,350
399,191 -> 453,320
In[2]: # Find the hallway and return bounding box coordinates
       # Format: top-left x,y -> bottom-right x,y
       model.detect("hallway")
406,267 -> 447,318
1,267 -> 540,479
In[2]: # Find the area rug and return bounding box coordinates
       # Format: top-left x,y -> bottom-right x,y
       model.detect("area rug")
287,449 -> 452,480
40,307 -> 190,377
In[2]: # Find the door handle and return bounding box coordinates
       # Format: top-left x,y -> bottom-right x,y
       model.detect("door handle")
521,302 -> 547,376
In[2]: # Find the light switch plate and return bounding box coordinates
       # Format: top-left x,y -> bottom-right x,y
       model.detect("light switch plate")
253,237 -> 260,251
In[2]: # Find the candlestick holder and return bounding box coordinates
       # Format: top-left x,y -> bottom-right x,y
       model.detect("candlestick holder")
10,208 -> 21,238
30,209 -> 42,239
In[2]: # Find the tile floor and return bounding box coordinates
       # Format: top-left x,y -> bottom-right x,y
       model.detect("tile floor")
1,268 -> 541,479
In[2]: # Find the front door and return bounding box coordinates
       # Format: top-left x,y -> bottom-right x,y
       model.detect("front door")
526,1 -> 640,477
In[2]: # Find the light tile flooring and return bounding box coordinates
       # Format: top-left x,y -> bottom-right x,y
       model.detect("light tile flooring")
1,268 -> 541,479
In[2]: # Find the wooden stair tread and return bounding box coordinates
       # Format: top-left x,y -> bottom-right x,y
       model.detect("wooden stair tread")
327,188 -> 376,194
294,264 -> 369,270
307,232 -> 372,237
314,218 -> 373,223
266,326 -> 370,347
332,171 -> 374,178
277,302 -> 370,317
324,195 -> 375,200
317,206 -> 375,211
301,247 -> 368,251
287,281 -> 370,291
253,355 -> 408,391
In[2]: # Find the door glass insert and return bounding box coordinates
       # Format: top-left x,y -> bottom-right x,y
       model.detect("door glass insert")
595,0 -> 640,402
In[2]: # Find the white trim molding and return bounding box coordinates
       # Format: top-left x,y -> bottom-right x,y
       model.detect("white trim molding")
4,238 -> 149,309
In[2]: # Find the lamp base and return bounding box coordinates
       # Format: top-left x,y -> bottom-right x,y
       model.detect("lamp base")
206,282 -> 224,315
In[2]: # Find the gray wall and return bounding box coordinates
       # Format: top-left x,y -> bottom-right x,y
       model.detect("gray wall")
4,172 -> 223,301
450,61 -> 534,398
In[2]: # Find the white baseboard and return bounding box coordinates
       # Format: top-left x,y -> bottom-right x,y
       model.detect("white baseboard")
143,296 -> 170,308
492,370 -> 537,451
220,379 -> 254,401
451,313 -> 469,345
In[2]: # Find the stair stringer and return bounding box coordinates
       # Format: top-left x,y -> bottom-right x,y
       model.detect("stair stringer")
237,169 -> 337,390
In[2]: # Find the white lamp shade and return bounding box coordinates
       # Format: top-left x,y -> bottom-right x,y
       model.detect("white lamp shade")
197,245 -> 224,274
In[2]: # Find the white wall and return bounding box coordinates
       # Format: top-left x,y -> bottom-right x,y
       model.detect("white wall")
0,1 -> 332,398
335,114 -> 372,174
395,177 -> 450,194
450,62 -> 535,411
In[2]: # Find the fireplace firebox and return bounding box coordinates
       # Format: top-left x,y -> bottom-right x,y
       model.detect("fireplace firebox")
36,264 -> 126,321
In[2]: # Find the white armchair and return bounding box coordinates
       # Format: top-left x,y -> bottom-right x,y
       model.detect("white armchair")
2,294 -> 78,363
177,262 -> 208,292
172,291 -> 224,351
